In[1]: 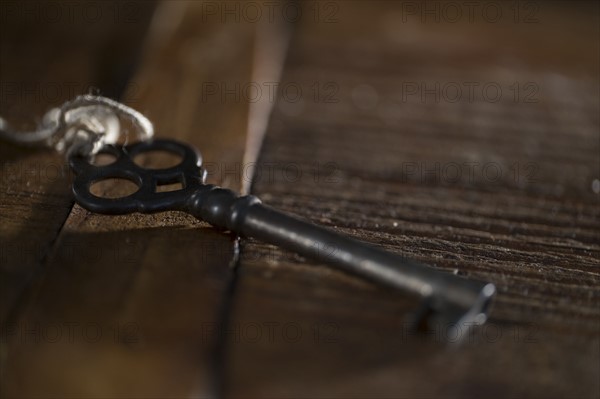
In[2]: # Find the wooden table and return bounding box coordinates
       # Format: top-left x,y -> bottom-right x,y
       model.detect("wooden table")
1,1 -> 598,398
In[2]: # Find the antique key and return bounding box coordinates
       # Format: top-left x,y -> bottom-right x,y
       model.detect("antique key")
69,138 -> 496,333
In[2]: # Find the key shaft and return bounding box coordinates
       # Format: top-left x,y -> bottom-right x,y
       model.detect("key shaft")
189,186 -> 495,328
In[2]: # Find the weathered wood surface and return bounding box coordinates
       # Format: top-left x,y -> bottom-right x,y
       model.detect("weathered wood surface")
1,1 -> 283,397
224,2 -> 600,398
1,1 -> 598,398
0,0 -> 157,324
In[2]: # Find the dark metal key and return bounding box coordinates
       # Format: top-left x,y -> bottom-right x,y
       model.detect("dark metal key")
70,139 -> 496,332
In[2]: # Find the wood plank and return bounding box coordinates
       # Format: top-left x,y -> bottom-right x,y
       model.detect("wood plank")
225,2 -> 600,398
1,1 -> 289,397
0,0 -> 156,322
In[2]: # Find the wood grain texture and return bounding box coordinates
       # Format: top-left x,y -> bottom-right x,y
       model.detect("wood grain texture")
0,0 -> 156,322
1,1 -> 261,397
1,1 -> 598,398
225,2 -> 600,398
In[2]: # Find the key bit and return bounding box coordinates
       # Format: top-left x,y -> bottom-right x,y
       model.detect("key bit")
69,139 -> 496,336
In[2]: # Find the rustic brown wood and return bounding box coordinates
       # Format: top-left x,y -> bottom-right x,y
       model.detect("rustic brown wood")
224,2 -> 600,398
0,0 -> 157,322
2,1 -> 598,398
1,1 -> 281,397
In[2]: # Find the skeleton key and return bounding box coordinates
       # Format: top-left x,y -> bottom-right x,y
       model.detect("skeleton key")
69,138 -> 496,334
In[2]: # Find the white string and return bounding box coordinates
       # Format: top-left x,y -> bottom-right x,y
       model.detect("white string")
0,95 -> 154,157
